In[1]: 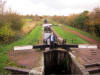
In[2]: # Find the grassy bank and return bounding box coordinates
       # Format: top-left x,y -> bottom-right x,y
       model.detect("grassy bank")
0,25 -> 42,73
53,25 -> 89,44
63,25 -> 100,42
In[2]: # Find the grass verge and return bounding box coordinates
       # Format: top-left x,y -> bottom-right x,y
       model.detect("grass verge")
53,25 -> 89,44
63,25 -> 100,42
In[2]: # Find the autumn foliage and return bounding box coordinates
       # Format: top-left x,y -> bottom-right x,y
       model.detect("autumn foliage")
51,7 -> 100,37
0,0 -> 24,44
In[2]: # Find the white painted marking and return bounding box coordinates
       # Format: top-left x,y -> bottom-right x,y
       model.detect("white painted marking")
88,45 -> 97,48
78,45 -> 97,48
14,45 -> 33,50
78,45 -> 88,48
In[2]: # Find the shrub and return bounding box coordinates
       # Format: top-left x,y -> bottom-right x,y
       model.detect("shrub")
5,14 -> 24,31
0,24 -> 15,43
0,13 -> 24,44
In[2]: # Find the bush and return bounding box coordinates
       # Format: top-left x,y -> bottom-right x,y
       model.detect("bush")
10,15 -> 24,31
5,14 -> 24,31
0,13 -> 24,44
0,25 -> 15,43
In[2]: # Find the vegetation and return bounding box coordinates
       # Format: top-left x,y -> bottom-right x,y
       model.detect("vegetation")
0,0 -> 100,74
0,25 -> 42,73
24,15 -> 43,21
0,25 -> 42,52
63,25 -> 100,42
0,14 -> 24,44
22,21 -> 36,34
53,25 -> 89,44
0,1 -> 44,73
51,7 -> 100,39
0,0 -> 24,44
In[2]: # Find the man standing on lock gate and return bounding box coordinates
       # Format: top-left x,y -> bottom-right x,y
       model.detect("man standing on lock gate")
48,32 -> 57,49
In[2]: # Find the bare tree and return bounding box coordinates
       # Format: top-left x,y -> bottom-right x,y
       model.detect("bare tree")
0,0 -> 6,15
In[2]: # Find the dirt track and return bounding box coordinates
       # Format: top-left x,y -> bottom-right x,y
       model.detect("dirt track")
22,22 -> 36,34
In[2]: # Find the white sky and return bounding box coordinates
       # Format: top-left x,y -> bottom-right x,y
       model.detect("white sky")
4,0 -> 100,16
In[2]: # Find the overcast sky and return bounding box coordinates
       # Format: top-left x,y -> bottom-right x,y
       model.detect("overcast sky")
5,0 -> 100,16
